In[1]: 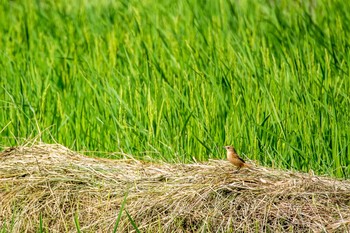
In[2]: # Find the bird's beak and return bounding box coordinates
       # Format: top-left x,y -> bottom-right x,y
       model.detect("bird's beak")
222,146 -> 226,149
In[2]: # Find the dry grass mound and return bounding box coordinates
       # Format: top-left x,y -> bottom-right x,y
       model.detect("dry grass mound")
1,143 -> 350,232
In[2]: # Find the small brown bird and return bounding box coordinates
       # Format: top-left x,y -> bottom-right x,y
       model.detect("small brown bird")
223,145 -> 251,170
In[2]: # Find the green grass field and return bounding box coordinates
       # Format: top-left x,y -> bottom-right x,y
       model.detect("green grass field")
1,0 -> 349,178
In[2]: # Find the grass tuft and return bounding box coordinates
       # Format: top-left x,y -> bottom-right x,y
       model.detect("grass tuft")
1,143 -> 349,232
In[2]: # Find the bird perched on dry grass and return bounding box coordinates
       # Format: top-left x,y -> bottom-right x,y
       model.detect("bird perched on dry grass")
223,146 -> 251,170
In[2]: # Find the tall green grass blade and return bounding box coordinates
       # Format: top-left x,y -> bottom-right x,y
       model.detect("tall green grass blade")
74,213 -> 81,233
113,192 -> 128,233
125,210 -> 141,233
37,213 -> 43,233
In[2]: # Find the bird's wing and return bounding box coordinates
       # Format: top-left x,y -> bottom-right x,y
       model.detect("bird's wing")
238,157 -> 246,163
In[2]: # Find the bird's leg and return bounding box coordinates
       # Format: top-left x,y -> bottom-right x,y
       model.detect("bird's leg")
232,167 -> 241,174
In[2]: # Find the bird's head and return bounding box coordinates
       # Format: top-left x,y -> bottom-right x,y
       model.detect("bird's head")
223,145 -> 236,153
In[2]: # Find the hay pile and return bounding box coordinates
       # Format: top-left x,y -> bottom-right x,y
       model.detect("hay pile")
1,143 -> 350,232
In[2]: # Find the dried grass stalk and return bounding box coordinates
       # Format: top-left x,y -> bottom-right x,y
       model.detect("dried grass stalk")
1,143 -> 350,232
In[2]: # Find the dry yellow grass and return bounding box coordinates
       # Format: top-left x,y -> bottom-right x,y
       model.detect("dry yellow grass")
1,143 -> 350,232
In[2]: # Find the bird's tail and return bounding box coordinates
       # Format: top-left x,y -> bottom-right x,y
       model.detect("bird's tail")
243,163 -> 254,170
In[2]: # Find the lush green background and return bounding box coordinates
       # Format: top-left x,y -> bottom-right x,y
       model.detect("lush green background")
0,0 -> 349,177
